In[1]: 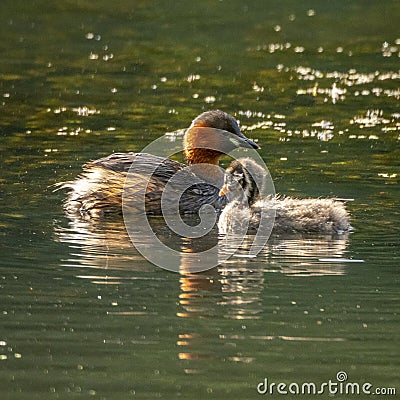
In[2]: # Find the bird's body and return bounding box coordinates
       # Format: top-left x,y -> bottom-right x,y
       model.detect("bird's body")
219,195 -> 352,234
218,158 -> 352,234
58,110 -> 259,218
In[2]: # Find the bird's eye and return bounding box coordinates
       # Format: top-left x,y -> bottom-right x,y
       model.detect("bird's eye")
233,172 -> 243,181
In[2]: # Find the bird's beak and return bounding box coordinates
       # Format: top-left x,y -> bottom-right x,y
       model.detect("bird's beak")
244,137 -> 260,149
225,130 -> 260,150
238,134 -> 260,149
183,126 -> 260,156
219,184 -> 230,197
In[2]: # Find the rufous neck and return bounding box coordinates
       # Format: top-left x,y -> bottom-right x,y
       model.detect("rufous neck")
185,148 -> 221,165
183,125 -> 224,165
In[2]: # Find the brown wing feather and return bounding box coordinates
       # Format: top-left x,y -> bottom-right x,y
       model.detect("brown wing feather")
59,152 -> 227,217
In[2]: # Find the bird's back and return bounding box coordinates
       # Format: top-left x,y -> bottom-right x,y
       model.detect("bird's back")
59,152 -> 227,217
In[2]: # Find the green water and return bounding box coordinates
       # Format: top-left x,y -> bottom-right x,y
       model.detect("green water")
1,1 -> 399,399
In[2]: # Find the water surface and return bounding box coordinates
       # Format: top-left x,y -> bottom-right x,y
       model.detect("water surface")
1,1 -> 399,399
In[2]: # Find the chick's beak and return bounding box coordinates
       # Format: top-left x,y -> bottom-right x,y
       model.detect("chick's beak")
219,184 -> 230,197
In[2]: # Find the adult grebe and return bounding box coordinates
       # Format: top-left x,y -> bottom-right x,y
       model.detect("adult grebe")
59,110 -> 259,217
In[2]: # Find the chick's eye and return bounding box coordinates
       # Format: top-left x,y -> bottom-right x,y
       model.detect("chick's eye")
233,172 -> 243,181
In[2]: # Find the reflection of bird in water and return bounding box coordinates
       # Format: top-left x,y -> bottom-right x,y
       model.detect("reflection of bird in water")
54,214 -> 221,274
218,158 -> 352,235
54,218 -> 152,275
261,234 -> 350,276
55,210 -> 350,282
57,110 -> 258,218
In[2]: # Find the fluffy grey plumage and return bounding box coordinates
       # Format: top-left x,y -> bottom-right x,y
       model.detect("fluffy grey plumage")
218,158 -> 352,234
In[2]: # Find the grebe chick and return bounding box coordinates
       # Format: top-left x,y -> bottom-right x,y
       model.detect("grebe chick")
218,158 -> 352,234
58,110 -> 259,218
